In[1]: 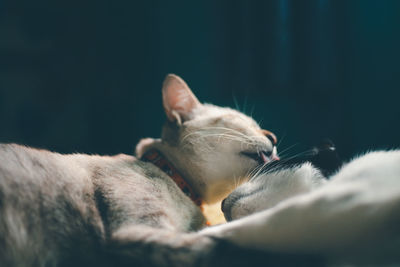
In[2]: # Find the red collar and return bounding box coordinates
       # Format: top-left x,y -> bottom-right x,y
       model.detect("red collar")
140,149 -> 203,207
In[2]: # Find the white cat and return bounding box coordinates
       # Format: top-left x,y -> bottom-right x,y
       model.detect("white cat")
203,145 -> 400,265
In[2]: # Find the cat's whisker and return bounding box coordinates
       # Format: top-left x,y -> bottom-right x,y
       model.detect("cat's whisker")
198,126 -> 260,140
232,94 -> 241,112
181,131 -> 210,144
276,143 -> 299,157
197,133 -> 256,145
181,132 -> 230,145
200,129 -> 251,140
276,132 -> 287,150
252,147 -> 316,177
243,163 -> 258,181
247,162 -> 268,181
248,165 -> 267,181
206,133 -> 253,145
246,168 -> 259,181
249,105 -> 256,119
185,135 -> 257,152
257,118 -> 264,128
243,95 -> 248,115
278,148 -> 315,160
255,148 -> 317,175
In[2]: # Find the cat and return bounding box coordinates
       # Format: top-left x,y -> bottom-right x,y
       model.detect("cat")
0,74 -> 285,267
204,141 -> 400,265
222,140 -> 342,221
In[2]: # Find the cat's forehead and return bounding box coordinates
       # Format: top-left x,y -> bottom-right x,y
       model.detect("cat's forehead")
191,104 -> 260,129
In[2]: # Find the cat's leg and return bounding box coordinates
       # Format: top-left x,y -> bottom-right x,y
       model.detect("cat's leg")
202,188 -> 400,263
104,224 -> 321,267
201,153 -> 400,262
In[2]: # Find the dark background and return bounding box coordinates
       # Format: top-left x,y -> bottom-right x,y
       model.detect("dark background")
1,0 -> 399,161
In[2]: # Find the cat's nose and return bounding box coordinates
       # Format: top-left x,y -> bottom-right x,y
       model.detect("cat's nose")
261,129 -> 277,145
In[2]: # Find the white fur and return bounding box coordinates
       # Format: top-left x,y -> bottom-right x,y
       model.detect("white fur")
201,150 -> 400,264
226,162 -> 326,220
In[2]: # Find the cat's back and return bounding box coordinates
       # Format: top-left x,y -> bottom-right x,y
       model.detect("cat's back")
0,143 -> 96,196
0,144 -> 106,266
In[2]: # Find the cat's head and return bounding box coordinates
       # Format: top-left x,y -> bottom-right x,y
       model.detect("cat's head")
136,74 -> 278,203
221,140 -> 341,221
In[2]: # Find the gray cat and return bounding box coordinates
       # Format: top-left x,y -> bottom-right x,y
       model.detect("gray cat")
1,74 -> 295,267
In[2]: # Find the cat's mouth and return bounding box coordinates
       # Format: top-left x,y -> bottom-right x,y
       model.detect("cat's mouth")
240,148 -> 279,165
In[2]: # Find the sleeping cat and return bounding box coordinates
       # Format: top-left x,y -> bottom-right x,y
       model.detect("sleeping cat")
205,142 -> 400,265
0,74 -> 283,266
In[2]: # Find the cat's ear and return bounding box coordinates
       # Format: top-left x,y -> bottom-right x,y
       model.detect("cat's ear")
162,74 -> 201,124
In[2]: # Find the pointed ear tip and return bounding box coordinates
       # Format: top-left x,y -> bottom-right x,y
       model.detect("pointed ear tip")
164,73 -> 180,84
162,73 -> 187,92
166,73 -> 178,79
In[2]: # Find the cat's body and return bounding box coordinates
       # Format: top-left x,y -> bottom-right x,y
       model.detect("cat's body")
210,145 -> 400,265
1,74 -> 287,267
0,143 -> 205,266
